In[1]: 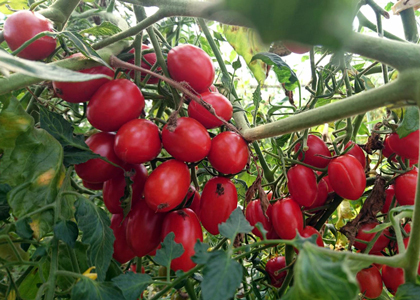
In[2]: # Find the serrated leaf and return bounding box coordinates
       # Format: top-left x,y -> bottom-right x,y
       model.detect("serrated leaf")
192,241 -> 211,265
54,220 -> 78,248
75,196 -> 115,282
71,277 -> 123,300
251,52 -> 298,90
0,184 -> 11,221
396,106 -> 419,138
201,250 -> 243,300
112,272 -> 152,300
57,242 -> 90,291
395,283 -> 420,299
219,207 -> 253,241
80,21 -> 122,37
62,147 -> 100,168
155,232 -> 184,268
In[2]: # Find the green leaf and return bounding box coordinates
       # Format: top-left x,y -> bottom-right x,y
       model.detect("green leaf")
192,241 -> 211,265
219,207 -> 253,241
232,57 -> 242,71
15,218 -> 33,239
155,232 -> 184,268
201,250 -> 243,300
54,220 -> 78,248
384,2 -> 394,11
223,0 -> 356,48
251,52 -> 298,90
71,277 -> 123,300
112,272 -> 152,300
396,106 -> 419,138
79,21 -> 122,37
75,196 -> 115,282
18,262 -> 49,300
57,242 -> 90,291
0,184 -> 11,221
0,0 -> 28,14
395,283 -> 420,299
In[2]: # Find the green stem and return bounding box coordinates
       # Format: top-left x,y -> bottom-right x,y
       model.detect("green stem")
252,141 -> 274,183
185,279 -> 198,300
38,0 -> 80,27
400,8 -> 419,43
356,12 -> 405,42
45,238 -> 59,300
352,114 -> 365,140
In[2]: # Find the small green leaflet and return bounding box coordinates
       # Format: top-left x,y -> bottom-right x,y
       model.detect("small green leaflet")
396,106 -> 419,138
112,272 -> 152,300
192,241 -> 212,265
71,277 -> 123,300
395,283 -> 420,300
54,220 -> 79,248
79,21 -> 122,37
154,232 -> 184,268
218,207 -> 253,241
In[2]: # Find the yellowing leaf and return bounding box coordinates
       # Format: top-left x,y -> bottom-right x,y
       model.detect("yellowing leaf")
81,267 -> 98,281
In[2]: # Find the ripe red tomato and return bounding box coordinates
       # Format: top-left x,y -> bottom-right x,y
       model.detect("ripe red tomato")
127,45 -> 161,84
388,130 -> 419,160
300,226 -> 323,247
207,132 -> 249,174
167,44 -> 215,93
245,200 -> 278,239
209,85 -> 218,93
265,256 -> 287,288
162,117 -> 211,163
356,267 -> 383,299
307,178 -> 328,211
283,41 -> 312,54
344,141 -> 366,169
87,79 -> 145,132
3,11 -> 56,60
82,180 -> 103,190
382,135 -> 395,159
294,135 -> 331,168
114,119 -> 162,164
53,53 -> 114,103
271,198 -> 303,240
103,164 -> 148,214
199,177 -> 237,235
328,154 -> 366,200
353,222 -> 390,253
287,165 -> 318,207
395,169 -> 417,206
322,175 -> 334,193
188,92 -> 233,129
126,199 -> 166,257
382,265 -> 404,295
185,186 -> 201,215
144,160 -> 191,213
161,208 -> 203,272
111,213 -> 136,264
75,132 -> 123,183
382,185 -> 395,213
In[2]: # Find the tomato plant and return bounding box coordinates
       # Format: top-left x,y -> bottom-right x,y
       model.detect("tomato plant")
245,199 -> 278,239
271,198 -> 303,240
127,45 -> 161,84
353,222 -> 390,253
110,213 -> 136,264
287,164 -> 318,207
387,130 -> 419,161
382,266 -> 405,295
265,256 -> 287,287
395,169 -> 418,206
294,134 -> 331,168
356,267 -> 383,299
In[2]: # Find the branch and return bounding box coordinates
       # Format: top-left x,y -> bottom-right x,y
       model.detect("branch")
357,12 -> 405,42
38,0 -> 81,28
400,8 -> 419,43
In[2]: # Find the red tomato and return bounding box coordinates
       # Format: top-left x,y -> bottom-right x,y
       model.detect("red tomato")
267,191 -> 273,200
185,186 -> 201,215
356,267 -> 383,299
188,92 -> 233,129
307,178 -> 329,211
328,154 -> 366,200
245,200 -> 278,239
287,165 -> 318,207
395,169 -> 417,206
353,222 -> 390,253
161,209 -> 203,272
208,132 -> 249,174
3,11 -> 56,60
323,175 -> 334,193
75,132 -> 123,183
167,44 -> 215,93
388,130 -> 419,161
382,135 -> 395,159
283,41 -> 311,54
265,256 -> 287,288
300,226 -> 323,247
144,160 -> 191,213
126,199 -> 166,257
111,213 -> 136,264
87,79 -> 145,132
162,117 -> 211,163
382,185 -> 395,213
103,164 -> 148,214
114,119 -> 162,164
344,141 -> 366,169
294,135 -> 331,168
127,45 -> 161,84
53,53 -> 114,103
199,177 -> 237,235
382,266 -> 404,295
82,180 -> 103,190
271,198 -> 303,240
209,85 -> 218,93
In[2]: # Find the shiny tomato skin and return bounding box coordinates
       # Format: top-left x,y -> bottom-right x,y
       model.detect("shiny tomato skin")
167,44 -> 215,93
345,141 -> 366,169
208,132 -> 249,175
328,154 -> 366,200
111,214 -> 136,264
283,41 -> 311,54
3,11 -> 56,60
75,132 -> 123,183
323,175 -> 334,193
300,226 -> 323,247
356,267 -> 383,299
103,164 -> 148,214
245,200 -> 278,239
382,135 -> 395,158
388,130 -> 419,160
199,177 -> 237,235
162,117 -> 211,163
382,185 -> 395,214
126,199 -> 166,257
294,135 -> 331,168
161,208 -> 203,272
127,45 -> 161,84
353,222 -> 390,253
307,178 -> 329,211
185,186 -> 201,215
395,169 -> 418,206
114,119 -> 162,164
87,79 -> 145,132
82,180 -> 103,190
271,198 -> 303,240
144,160 -> 191,213
265,256 -> 287,288
188,92 -> 233,129
382,266 -> 404,295
287,165 -> 318,207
